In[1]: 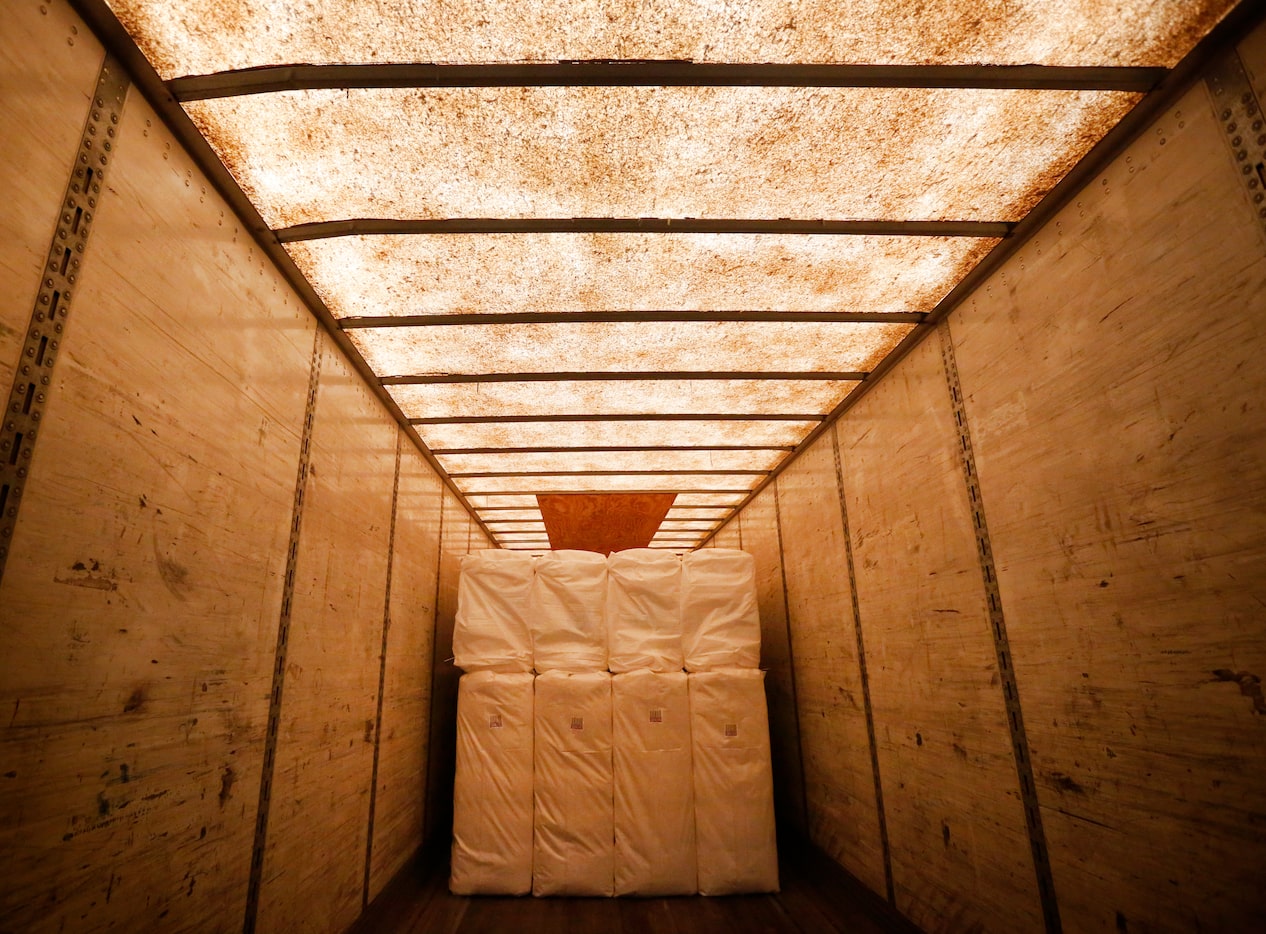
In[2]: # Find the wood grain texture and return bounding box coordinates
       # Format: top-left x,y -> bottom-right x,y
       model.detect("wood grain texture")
366,436 -> 444,901
949,74 -> 1266,931
539,492 -> 676,554
837,336 -> 1042,933
0,73 -> 315,931
423,488 -> 474,847
737,486 -> 807,839
255,332 -> 398,934
775,437 -> 885,894
0,0 -> 104,390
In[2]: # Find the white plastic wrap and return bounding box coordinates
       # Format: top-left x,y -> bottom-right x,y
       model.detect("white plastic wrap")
453,551 -> 534,672
612,670 -> 697,895
450,671 -> 535,895
529,550 -> 608,671
533,670 -> 614,896
681,549 -> 761,670
688,668 -> 779,895
607,549 -> 683,672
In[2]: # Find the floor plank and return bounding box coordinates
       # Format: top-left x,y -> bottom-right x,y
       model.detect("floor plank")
351,841 -> 919,934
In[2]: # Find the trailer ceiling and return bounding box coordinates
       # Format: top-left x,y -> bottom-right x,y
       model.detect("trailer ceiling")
100,0 -> 1236,550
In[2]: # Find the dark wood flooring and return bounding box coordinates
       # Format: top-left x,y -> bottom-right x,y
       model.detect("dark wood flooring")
352,840 -> 920,934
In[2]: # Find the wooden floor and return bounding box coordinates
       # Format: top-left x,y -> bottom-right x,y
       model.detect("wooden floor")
352,841 -> 919,934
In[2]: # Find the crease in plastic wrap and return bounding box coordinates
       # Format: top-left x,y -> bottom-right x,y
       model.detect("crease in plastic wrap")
681,549 -> 761,670
613,670 -> 697,895
607,548 -> 683,672
450,671 -> 535,895
533,670 -> 615,896
453,550 -> 535,671
688,668 -> 779,895
529,550 -> 608,671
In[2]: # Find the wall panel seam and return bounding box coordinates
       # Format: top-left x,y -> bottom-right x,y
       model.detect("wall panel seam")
938,320 -> 1061,934
829,422 -> 895,905
771,480 -> 809,836
244,327 -> 323,934
363,428 -> 403,907
0,54 -> 128,584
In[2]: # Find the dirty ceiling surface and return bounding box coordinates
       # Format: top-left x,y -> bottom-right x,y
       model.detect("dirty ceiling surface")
102,0 -> 1235,550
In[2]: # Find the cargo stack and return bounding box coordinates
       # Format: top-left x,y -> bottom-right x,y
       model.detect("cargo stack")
449,547 -> 777,896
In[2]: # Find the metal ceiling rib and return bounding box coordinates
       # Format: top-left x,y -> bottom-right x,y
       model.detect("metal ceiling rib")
79,0 -> 1252,552
168,62 -> 1168,100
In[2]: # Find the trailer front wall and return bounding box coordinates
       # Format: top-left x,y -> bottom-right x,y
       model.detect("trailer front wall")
719,23 -> 1266,934
0,3 -> 489,930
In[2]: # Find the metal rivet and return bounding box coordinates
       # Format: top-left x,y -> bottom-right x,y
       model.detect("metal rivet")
1223,109 -> 1234,120
1233,136 -> 1243,147
1227,121 -> 1237,133
39,295 -> 48,305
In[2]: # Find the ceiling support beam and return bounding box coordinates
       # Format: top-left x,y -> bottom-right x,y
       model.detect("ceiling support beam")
341,310 -> 927,327
411,413 -> 823,424
448,469 -> 770,478
383,371 -> 866,385
169,61 -> 1167,101
277,217 -> 1010,240
432,444 -> 795,454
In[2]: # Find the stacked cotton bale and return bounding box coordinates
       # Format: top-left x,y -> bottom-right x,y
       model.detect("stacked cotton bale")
449,552 -> 536,895
608,549 -> 696,895
681,549 -> 779,895
449,545 -> 776,897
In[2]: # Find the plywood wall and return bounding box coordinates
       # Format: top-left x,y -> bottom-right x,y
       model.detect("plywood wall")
724,24 -> 1266,934
0,3 -> 464,929
948,68 -> 1266,932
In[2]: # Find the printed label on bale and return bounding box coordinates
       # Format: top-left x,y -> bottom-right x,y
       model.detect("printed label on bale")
570,716 -> 584,731
488,713 -> 503,729
649,708 -> 663,723
724,723 -> 738,737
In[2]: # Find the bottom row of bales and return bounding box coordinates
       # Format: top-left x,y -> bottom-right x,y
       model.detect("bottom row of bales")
450,668 -> 778,897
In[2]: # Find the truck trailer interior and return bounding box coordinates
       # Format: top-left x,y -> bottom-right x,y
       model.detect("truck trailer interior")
1,1 -> 1263,931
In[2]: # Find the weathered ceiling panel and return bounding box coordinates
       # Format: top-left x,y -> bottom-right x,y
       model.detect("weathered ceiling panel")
388,379 -> 859,419
438,450 -> 786,474
349,321 -> 912,377
107,0 -> 1234,77
288,234 -> 995,316
416,420 -> 820,450
186,87 -> 1138,226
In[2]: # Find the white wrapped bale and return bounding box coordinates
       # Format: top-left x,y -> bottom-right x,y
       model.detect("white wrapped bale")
533,670 -> 614,896
612,670 -> 697,895
688,668 -> 779,895
453,551 -> 534,672
530,550 -> 608,671
450,671 -> 535,895
681,549 -> 760,671
607,549 -> 683,672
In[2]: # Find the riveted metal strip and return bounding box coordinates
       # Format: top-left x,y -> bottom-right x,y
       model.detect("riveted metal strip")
244,328 -> 323,934
363,430 -> 403,907
829,422 -> 895,904
0,55 -> 128,584
938,323 -> 1060,934
1207,50 -> 1266,240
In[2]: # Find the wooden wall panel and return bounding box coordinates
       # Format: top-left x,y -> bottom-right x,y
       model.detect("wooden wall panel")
423,489 -> 474,847
736,486 -> 807,839
366,438 -> 443,900
710,518 -> 741,550
838,336 -> 1042,933
0,0 -> 103,387
949,73 -> 1266,930
255,335 -> 398,934
0,80 -> 315,931
775,437 -> 884,893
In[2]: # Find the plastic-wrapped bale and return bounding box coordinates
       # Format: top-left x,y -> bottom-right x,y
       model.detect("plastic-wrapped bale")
450,671 -> 535,895
681,549 -> 760,671
688,668 -> 779,895
529,550 -> 608,671
533,670 -> 614,896
612,669 -> 697,895
453,551 -> 534,672
607,549 -> 683,673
